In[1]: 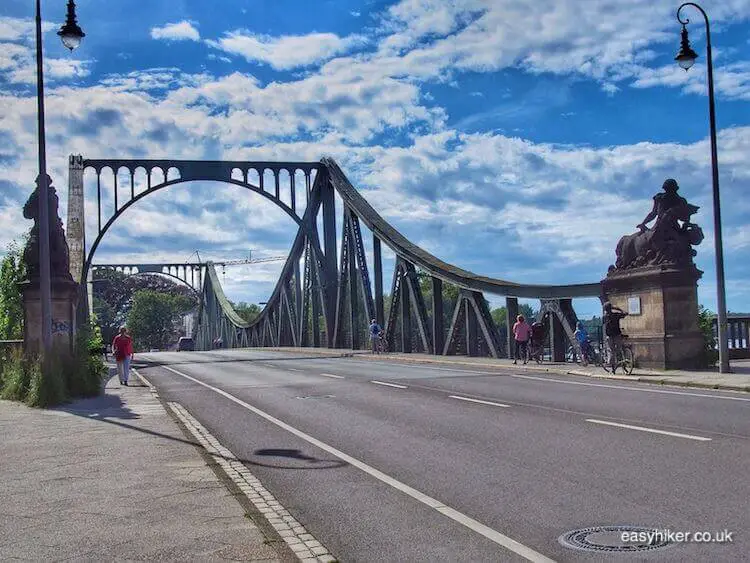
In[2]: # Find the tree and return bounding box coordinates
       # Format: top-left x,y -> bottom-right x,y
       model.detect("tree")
230,301 -> 262,324
0,241 -> 26,340
93,270 -> 198,345
127,291 -> 195,351
492,303 -> 537,329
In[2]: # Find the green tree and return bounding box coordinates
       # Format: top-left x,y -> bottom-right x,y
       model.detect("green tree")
0,241 -> 26,340
93,270 -> 198,344
230,301 -> 262,324
127,291 -> 194,351
697,305 -> 718,368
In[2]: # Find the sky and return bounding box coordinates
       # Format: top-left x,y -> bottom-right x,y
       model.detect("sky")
1,0 -> 749,319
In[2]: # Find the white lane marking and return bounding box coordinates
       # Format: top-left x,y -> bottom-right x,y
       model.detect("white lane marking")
160,365 -> 553,563
586,419 -> 712,441
320,373 -> 345,379
371,380 -> 408,389
449,395 -> 510,408
288,368 -> 301,372
343,360 -> 491,375
512,374 -> 750,402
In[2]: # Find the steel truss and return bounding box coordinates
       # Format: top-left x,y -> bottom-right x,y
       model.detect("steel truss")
68,156 -> 602,356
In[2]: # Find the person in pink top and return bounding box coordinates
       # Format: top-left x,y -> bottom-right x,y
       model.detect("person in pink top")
112,326 -> 134,386
512,314 -> 532,365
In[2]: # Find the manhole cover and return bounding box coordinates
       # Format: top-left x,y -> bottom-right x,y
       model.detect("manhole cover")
559,526 -> 674,553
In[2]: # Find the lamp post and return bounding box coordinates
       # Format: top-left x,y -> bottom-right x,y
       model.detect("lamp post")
35,0 -> 85,351
675,2 -> 730,373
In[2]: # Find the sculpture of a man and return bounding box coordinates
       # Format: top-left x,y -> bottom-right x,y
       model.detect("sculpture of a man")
636,178 -> 697,234
613,178 -> 703,271
22,175 -> 73,282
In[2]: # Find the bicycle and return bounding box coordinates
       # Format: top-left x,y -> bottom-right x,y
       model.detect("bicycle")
567,340 -> 602,367
602,335 -> 634,374
376,333 -> 389,354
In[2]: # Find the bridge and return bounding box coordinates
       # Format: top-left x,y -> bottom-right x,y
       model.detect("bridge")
67,156 -> 602,358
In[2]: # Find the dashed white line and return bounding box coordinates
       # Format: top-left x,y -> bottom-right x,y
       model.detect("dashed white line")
288,368 -> 301,372
371,380 -> 408,389
512,373 -> 750,401
586,419 -> 712,441
449,395 -> 510,408
160,365 -> 552,562
320,373 -> 345,379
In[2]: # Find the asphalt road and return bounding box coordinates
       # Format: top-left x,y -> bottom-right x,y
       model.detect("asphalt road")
137,349 -> 749,562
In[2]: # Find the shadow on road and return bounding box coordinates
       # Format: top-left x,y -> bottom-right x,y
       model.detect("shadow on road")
55,375 -> 348,472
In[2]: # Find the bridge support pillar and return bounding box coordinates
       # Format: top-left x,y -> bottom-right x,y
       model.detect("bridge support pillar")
373,236 -> 384,327
432,277 -> 444,355
505,297 -> 518,358
602,266 -> 704,369
549,304 -> 567,362
465,299 -> 478,357
401,276 -> 411,353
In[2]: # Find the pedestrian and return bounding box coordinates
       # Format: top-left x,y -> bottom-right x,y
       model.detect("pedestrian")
603,302 -> 628,370
112,326 -> 134,386
369,319 -> 382,354
512,314 -> 532,365
574,321 -> 591,361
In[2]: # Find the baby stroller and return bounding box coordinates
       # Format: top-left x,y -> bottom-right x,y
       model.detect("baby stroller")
528,320 -> 546,364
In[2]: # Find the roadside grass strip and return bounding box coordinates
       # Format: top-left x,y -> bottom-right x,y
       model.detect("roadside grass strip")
161,365 -> 554,562
370,380 -> 408,389
167,401 -> 337,562
586,419 -> 712,441
449,395 -> 510,408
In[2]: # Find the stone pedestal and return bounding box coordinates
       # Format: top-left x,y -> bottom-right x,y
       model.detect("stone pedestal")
20,277 -> 79,355
601,265 -> 704,369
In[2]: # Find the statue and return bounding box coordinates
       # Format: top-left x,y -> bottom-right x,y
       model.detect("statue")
22,175 -> 73,282
611,179 -> 704,271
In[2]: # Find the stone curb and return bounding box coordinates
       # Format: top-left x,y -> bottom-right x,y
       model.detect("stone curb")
167,401 -> 337,563
251,347 -> 749,392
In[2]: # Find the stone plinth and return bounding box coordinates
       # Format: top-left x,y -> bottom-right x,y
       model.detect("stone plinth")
602,265 -> 704,369
20,277 -> 79,355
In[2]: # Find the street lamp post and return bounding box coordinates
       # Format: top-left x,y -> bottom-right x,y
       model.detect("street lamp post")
675,2 -> 730,373
35,0 -> 85,351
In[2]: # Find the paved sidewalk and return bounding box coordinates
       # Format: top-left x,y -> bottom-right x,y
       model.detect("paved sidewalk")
0,371 -> 286,562
252,347 -> 750,392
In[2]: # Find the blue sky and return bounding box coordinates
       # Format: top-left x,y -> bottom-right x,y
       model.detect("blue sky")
1,0 -> 749,318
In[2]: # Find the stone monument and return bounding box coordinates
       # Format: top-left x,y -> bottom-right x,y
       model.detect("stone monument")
19,175 -> 79,354
602,178 -> 705,369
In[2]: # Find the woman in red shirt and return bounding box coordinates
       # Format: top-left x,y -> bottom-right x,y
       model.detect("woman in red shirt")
512,315 -> 532,365
112,327 -> 134,386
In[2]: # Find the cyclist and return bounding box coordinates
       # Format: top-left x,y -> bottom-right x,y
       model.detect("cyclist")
369,319 -> 382,354
574,321 -> 591,363
603,302 -> 628,371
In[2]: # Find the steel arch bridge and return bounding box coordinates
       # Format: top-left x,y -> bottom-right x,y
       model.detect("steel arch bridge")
66,155 -> 602,358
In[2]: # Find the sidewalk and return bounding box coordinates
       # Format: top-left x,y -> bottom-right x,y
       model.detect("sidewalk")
0,370 -> 286,562
253,347 -> 750,392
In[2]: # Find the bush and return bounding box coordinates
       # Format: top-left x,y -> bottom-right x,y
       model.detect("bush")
26,352 -> 67,408
0,349 -> 30,401
698,305 -> 718,368
0,326 -> 106,407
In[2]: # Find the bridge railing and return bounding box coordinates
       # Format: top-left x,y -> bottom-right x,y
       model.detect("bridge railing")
713,315 -> 749,359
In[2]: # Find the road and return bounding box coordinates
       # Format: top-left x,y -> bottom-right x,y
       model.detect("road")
136,349 -> 749,562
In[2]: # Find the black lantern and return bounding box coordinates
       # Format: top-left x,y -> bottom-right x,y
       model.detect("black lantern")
57,0 -> 85,51
674,24 -> 698,71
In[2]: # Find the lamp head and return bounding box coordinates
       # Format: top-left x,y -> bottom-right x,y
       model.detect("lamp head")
57,0 -> 85,52
675,24 -> 697,71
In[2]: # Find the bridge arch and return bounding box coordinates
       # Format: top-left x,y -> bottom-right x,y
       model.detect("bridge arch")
68,155 -> 601,358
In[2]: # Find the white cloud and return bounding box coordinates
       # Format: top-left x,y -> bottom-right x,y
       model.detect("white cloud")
150,21 -> 200,42
207,31 -> 367,70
